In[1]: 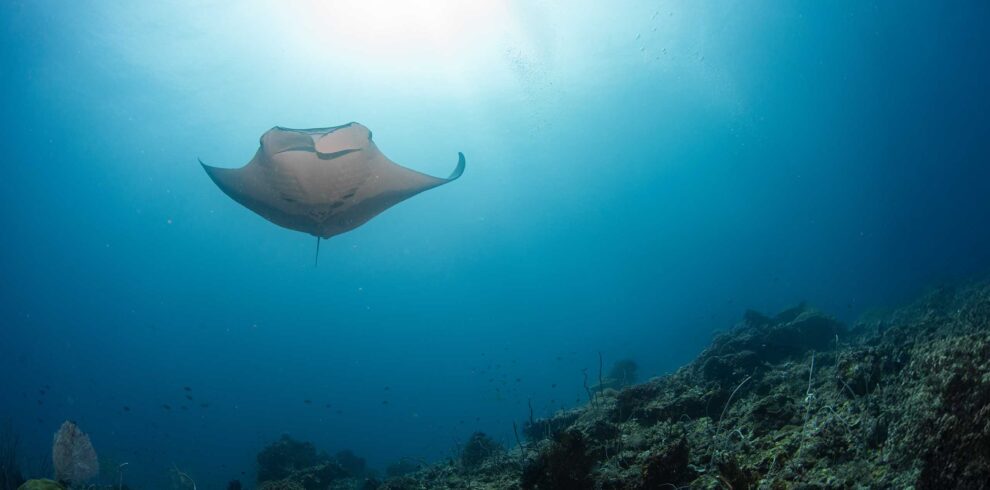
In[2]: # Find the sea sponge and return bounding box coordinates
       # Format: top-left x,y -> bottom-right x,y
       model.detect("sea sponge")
17,480 -> 64,490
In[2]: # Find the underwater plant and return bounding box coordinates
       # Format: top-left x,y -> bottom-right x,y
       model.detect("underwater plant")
170,464 -> 196,490
607,359 -> 638,388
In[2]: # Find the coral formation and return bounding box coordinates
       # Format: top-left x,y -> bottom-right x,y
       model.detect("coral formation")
235,283 -> 990,489
257,435 -> 329,484
256,437 -> 379,490
333,450 -> 368,478
368,282 -> 990,489
461,433 -> 503,470
51,421 -> 98,485
384,460 -> 419,479
521,430 -> 594,489
606,359 -> 638,389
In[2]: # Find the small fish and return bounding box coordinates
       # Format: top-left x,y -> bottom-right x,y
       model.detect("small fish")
303,399 -> 312,404
384,386 -> 390,391
183,386 -> 192,391
162,404 -> 172,411
185,394 -> 193,400
123,406 -> 131,412
382,400 -> 389,405
325,404 -> 332,409
551,383 -> 557,388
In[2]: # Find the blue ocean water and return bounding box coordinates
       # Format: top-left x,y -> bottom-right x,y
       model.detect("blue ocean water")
1,1 -> 988,487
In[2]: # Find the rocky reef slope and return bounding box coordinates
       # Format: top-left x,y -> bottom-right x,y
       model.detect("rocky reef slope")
270,283 -> 990,489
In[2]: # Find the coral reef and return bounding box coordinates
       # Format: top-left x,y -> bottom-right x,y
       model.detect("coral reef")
606,359 -> 638,390
256,437 -> 378,490
333,450 -> 369,478
368,282 -> 990,489
383,460 -> 419,479
461,433 -> 503,470
257,435 -> 329,484
521,430 -> 594,489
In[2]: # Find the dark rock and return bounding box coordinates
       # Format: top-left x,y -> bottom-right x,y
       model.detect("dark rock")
699,306 -> 843,379
524,411 -> 579,441
640,437 -> 694,489
917,341 -> 990,488
521,430 -> 594,489
289,462 -> 349,490
256,435 -> 329,483
334,449 -> 367,477
461,432 -> 502,469
384,459 -> 419,478
750,393 -> 800,436
714,455 -> 757,490
585,420 -> 619,442
701,350 -> 762,382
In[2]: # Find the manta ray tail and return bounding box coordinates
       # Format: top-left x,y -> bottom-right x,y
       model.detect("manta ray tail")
314,236 -> 321,267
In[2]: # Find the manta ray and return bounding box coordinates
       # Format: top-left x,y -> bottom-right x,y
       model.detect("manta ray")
201,122 -> 465,263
